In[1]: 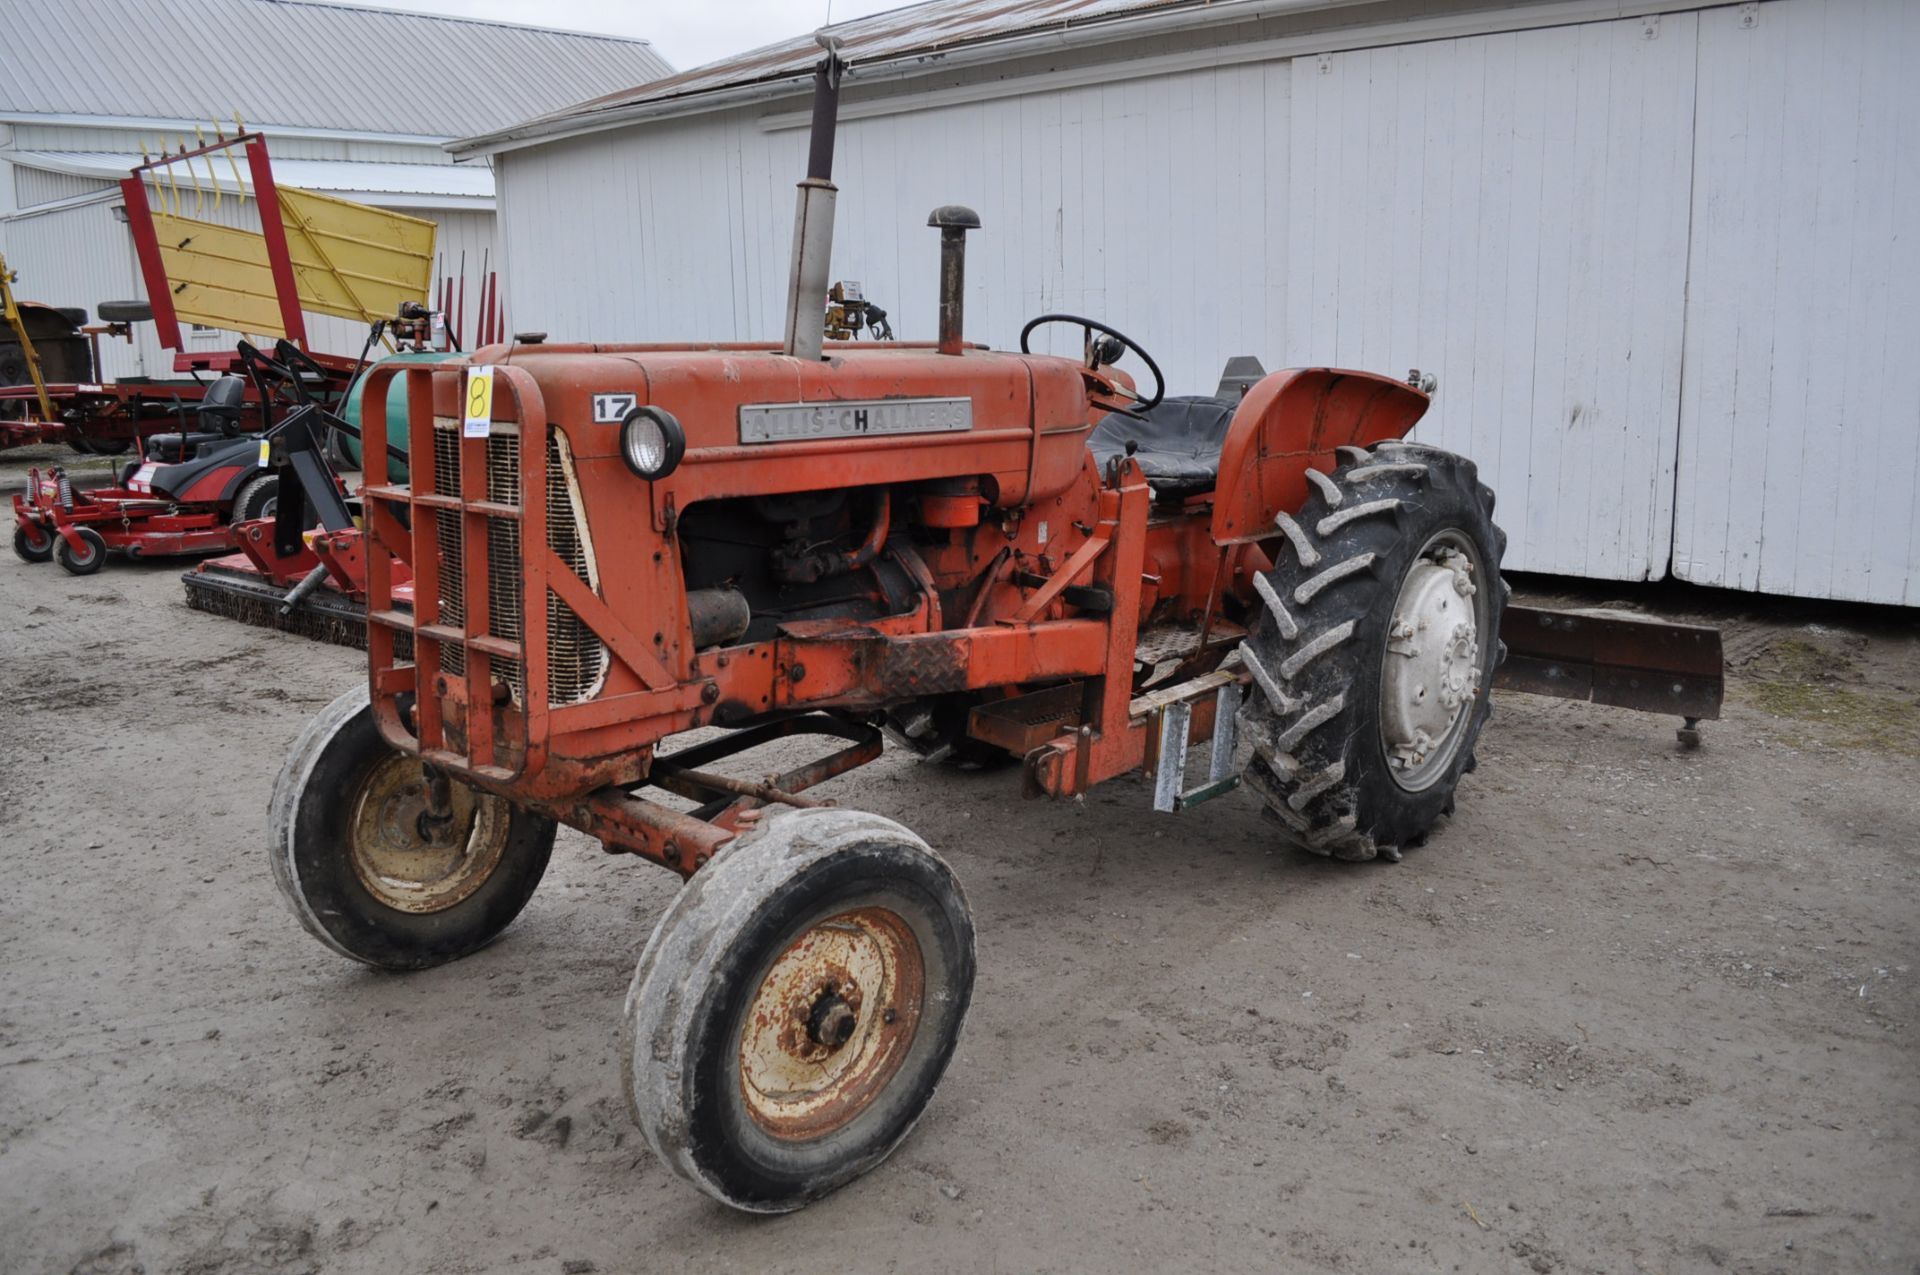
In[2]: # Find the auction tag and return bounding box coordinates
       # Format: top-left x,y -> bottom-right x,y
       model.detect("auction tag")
463,365 -> 495,438
257,439 -> 270,467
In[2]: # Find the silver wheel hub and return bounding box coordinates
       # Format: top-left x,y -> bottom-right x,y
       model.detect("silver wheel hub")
1380,544 -> 1480,789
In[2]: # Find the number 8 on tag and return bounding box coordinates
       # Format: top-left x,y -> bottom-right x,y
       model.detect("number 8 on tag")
464,366 -> 495,438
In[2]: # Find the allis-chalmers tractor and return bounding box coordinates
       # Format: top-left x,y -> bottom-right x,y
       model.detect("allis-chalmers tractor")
275,54 -> 1575,1213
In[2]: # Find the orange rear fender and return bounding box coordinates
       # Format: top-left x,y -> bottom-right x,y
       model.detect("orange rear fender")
1209,368 -> 1429,546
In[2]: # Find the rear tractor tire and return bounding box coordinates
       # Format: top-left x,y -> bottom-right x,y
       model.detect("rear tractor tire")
71,436 -> 131,457
269,683 -> 557,970
624,807 -> 975,1213
13,524 -> 53,564
53,526 -> 106,575
1237,442 -> 1508,861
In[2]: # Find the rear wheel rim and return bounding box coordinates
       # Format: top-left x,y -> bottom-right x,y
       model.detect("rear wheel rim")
1378,529 -> 1488,792
346,755 -> 510,913
736,907 -> 926,1141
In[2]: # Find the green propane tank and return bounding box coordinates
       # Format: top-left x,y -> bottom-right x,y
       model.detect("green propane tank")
340,350 -> 457,480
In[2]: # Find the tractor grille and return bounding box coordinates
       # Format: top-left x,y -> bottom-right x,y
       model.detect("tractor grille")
430,419 -> 606,707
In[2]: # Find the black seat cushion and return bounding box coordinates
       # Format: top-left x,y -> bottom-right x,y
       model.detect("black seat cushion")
144,431 -> 227,463
147,434 -> 257,502
1087,396 -> 1238,495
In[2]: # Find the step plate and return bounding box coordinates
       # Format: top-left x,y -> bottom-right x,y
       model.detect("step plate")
967,683 -> 1085,755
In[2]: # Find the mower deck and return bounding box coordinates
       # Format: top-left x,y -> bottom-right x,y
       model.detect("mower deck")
183,556 -> 383,648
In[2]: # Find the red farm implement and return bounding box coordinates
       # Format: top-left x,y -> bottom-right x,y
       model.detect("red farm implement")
9,340 -> 363,574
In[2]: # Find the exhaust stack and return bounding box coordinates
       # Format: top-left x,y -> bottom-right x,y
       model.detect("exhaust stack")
927,206 -> 980,356
782,41 -> 845,361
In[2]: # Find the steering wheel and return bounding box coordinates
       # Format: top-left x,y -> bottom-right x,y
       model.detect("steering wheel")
1019,313 -> 1165,413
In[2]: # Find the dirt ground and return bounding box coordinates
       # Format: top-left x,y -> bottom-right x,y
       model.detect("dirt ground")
2,452 -> 1916,1274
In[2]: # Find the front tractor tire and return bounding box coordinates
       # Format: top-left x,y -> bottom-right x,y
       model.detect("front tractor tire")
269,684 -> 557,970
1237,442 -> 1508,861
624,807 -> 975,1213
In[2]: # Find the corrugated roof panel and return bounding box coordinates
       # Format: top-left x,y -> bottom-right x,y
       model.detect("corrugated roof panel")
0,0 -> 673,137
507,0 -> 1227,133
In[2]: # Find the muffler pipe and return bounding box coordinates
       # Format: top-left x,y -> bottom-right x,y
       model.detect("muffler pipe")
782,44 -> 845,361
687,587 -> 752,649
927,206 -> 981,356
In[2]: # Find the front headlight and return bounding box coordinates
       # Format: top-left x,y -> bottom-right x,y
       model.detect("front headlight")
620,406 -> 686,480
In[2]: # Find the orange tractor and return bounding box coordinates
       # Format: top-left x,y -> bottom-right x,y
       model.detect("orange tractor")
271,52 -> 1715,1212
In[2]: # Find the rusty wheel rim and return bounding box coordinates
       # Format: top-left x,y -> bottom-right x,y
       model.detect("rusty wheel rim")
347,754 -> 509,914
737,907 -> 926,1141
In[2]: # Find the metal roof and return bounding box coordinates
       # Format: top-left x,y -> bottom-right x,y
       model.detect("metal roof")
0,0 -> 672,140
453,0 -> 1318,154
12,151 -> 495,207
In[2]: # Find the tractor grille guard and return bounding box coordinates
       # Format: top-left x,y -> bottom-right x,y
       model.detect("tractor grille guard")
429,420 -> 607,708
360,362 -> 606,781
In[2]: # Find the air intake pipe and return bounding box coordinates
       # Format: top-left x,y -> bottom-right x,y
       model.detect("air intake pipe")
781,38 -> 846,362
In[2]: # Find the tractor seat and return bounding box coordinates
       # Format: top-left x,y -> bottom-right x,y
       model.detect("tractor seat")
1087,396 -> 1238,496
145,431 -> 229,463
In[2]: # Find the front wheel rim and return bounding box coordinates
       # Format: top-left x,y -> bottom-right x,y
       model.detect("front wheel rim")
1378,529 -> 1488,792
736,907 -> 927,1141
346,755 -> 510,913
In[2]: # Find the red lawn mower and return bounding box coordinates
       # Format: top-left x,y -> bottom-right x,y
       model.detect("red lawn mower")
11,373 -> 281,574
11,340 -> 356,575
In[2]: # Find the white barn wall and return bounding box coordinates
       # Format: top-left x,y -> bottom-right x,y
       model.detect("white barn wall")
1674,0 -> 1920,607
13,167 -> 114,207
1286,14 -> 1699,580
495,61 -> 1291,397
3,198 -> 147,380
493,16 -> 1698,585
422,207 -> 496,348
490,0 -> 1919,604
5,123 -> 466,170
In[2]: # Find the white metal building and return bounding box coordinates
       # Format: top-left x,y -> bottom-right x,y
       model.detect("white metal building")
0,0 -> 670,378
457,0 -> 1920,606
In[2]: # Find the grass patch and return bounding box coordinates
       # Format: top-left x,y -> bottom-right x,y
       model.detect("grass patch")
1745,639 -> 1918,755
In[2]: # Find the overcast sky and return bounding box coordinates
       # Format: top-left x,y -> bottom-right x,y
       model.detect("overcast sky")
372,0 -> 907,71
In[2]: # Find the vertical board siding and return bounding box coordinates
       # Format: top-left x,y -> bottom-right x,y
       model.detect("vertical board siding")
13,168 -> 115,208
429,208 -> 501,348
1285,15 -> 1698,580
489,0 -> 1917,605
1675,0 -> 1920,606
496,62 -> 1290,399
4,200 -> 145,380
